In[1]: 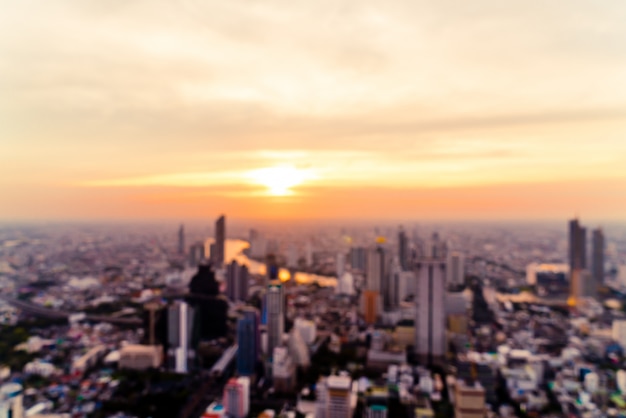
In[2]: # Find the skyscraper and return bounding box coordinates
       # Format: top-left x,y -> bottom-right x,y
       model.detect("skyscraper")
178,224 -> 185,255
398,226 -> 409,271
446,252 -> 465,287
592,228 -> 605,285
415,233 -> 447,364
336,252 -> 346,278
326,375 -> 352,418
349,247 -> 367,272
215,215 -> 226,267
227,261 -> 249,302
223,377 -> 250,418
569,218 -> 587,270
366,246 -> 385,295
189,242 -> 205,267
237,307 -> 260,377
266,281 -> 284,359
167,301 -> 195,373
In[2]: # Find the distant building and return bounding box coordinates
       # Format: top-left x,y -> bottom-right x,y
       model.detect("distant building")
168,301 -> 195,373
267,281 -> 285,359
446,252 -> 465,287
227,261 -> 249,302
178,224 -> 185,255
366,405 -> 387,418
592,228 -> 605,285
415,233 -> 447,364
349,247 -> 367,273
398,226 -> 409,271
569,218 -> 587,270
336,253 -> 346,278
272,346 -> 296,393
214,215 -> 226,267
363,290 -> 379,325
237,307 -> 260,377
223,377 -> 250,418
119,345 -> 163,370
336,272 -> 355,296
612,320 -> 626,350
326,375 -> 352,418
454,380 -> 486,418
189,242 -> 206,267
294,317 -> 317,344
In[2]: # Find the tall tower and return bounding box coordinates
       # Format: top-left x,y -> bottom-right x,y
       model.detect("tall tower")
398,226 -> 409,271
167,301 -> 195,373
227,261 -> 249,302
592,228 -> 605,285
266,281 -> 285,359
364,245 -> 385,321
569,218 -> 587,270
446,252 -> 465,287
415,232 -> 447,365
178,224 -> 185,255
215,215 -> 226,267
237,307 -> 260,377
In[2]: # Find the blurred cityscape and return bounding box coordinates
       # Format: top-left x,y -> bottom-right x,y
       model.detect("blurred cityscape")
1,217 -> 626,417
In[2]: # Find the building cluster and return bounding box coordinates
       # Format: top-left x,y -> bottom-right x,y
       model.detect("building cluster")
3,217 -> 626,417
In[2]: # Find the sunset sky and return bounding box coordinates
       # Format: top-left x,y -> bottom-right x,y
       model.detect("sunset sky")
2,1 -> 626,221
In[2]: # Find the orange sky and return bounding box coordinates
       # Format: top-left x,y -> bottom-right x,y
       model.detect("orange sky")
2,1 -> 626,222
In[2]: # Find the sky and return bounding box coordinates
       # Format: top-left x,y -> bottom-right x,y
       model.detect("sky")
2,0 -> 626,222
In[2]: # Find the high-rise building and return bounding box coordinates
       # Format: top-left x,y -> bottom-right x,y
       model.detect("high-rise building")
306,241 -> 314,268
569,218 -> 587,270
592,228 -> 605,285
167,301 -> 195,373
446,252 -> 465,287
336,253 -> 346,278
415,234 -> 447,364
272,346 -> 296,393
326,375 -> 352,418
366,246 -> 388,311
227,261 -> 249,302
287,244 -> 298,269
223,377 -> 250,418
349,247 -> 367,272
237,307 -> 260,377
189,242 -> 205,267
363,290 -> 379,325
265,254 -> 279,282
178,224 -> 185,255
214,215 -> 226,267
294,317 -> 317,344
336,272 -> 355,296
267,281 -> 285,359
398,227 -> 409,271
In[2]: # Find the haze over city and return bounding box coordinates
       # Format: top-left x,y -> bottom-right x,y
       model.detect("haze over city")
3,1 -> 626,221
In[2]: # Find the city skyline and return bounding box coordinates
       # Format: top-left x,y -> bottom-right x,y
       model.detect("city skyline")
2,1 -> 626,221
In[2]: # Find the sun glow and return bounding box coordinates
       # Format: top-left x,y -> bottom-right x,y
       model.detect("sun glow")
247,165 -> 317,196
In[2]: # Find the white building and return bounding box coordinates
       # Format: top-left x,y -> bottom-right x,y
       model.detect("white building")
446,252 -> 465,287
612,320 -> 626,350
326,376 -> 352,418
168,301 -> 194,374
336,272 -> 355,296
294,318 -> 317,345
223,377 -> 250,418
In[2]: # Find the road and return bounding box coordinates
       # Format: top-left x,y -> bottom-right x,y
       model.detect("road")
0,296 -> 143,326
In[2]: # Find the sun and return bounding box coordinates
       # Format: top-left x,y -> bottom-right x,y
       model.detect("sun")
247,165 -> 316,196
